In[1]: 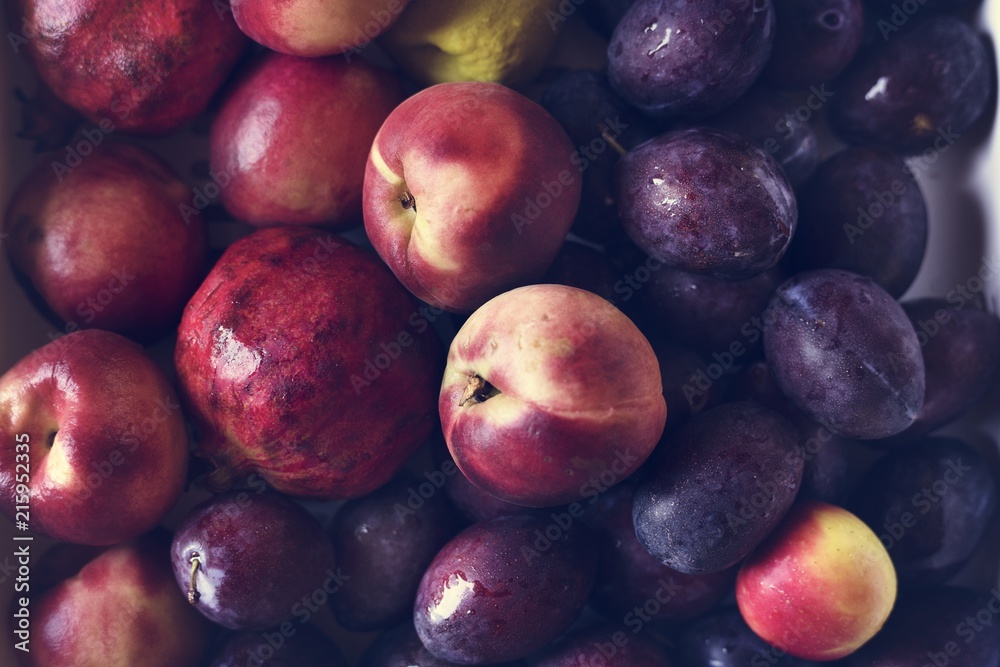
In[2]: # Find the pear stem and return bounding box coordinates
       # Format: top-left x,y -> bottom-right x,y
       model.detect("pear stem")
187,554 -> 202,605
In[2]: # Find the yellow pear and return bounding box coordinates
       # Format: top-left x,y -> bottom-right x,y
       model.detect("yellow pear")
379,0 -> 571,86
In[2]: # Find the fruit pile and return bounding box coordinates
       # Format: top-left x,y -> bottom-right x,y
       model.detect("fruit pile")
0,0 -> 998,664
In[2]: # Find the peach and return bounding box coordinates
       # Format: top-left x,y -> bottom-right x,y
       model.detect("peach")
363,82 -> 582,313
736,501 -> 898,661
439,284 -> 666,507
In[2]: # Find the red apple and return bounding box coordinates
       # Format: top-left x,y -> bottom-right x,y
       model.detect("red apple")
736,501 -> 898,661
16,0 -> 247,135
174,226 -> 442,499
17,532 -> 210,667
4,143 -> 208,343
0,330 -> 189,545
231,0 -> 410,57
210,52 -> 404,228
363,82 -> 582,313
439,284 -> 666,506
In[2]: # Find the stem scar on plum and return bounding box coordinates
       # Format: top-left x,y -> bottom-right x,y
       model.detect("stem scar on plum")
46,430 -> 57,448
400,191 -> 417,213
187,553 -> 203,605
460,375 -> 501,407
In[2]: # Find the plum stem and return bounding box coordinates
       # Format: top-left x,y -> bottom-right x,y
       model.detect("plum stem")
400,191 -> 417,213
460,375 -> 501,407
187,554 -> 203,605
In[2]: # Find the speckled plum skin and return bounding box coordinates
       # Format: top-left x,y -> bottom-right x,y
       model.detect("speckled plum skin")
762,269 -> 925,439
585,483 -> 735,630
17,0 -> 247,135
616,128 -> 797,279
608,0 -> 775,120
4,143 -> 208,342
174,227 -> 441,499
736,501 -> 897,661
170,491 -> 337,630
363,82 -> 581,313
439,285 -> 666,507
0,330 -> 189,546
536,623 -> 673,666
232,0 -> 411,57
828,17 -> 993,155
23,532 -> 210,667
789,147 -> 928,298
633,402 -> 803,575
328,476 -> 464,632
210,53 -> 404,228
413,514 -> 597,664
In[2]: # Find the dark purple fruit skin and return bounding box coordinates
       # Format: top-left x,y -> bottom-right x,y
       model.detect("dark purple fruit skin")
789,147 -> 928,298
654,341 -> 727,435
535,623 -> 674,666
608,0 -> 776,120
207,625 -> 347,667
762,269 -> 925,439
843,587 -> 1000,667
850,437 -> 997,586
638,264 -> 785,356
585,482 -> 734,630
633,402 -> 803,575
894,298 -> 1000,438
413,514 -> 597,664
327,476 -> 464,632
727,361 -> 853,504
616,128 -> 797,279
675,608 -> 822,667
762,0 -> 864,87
361,624 -> 527,667
708,87 -> 821,187
828,16 -> 993,155
543,240 -> 624,310
170,491 -> 337,631
541,70 -> 657,243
